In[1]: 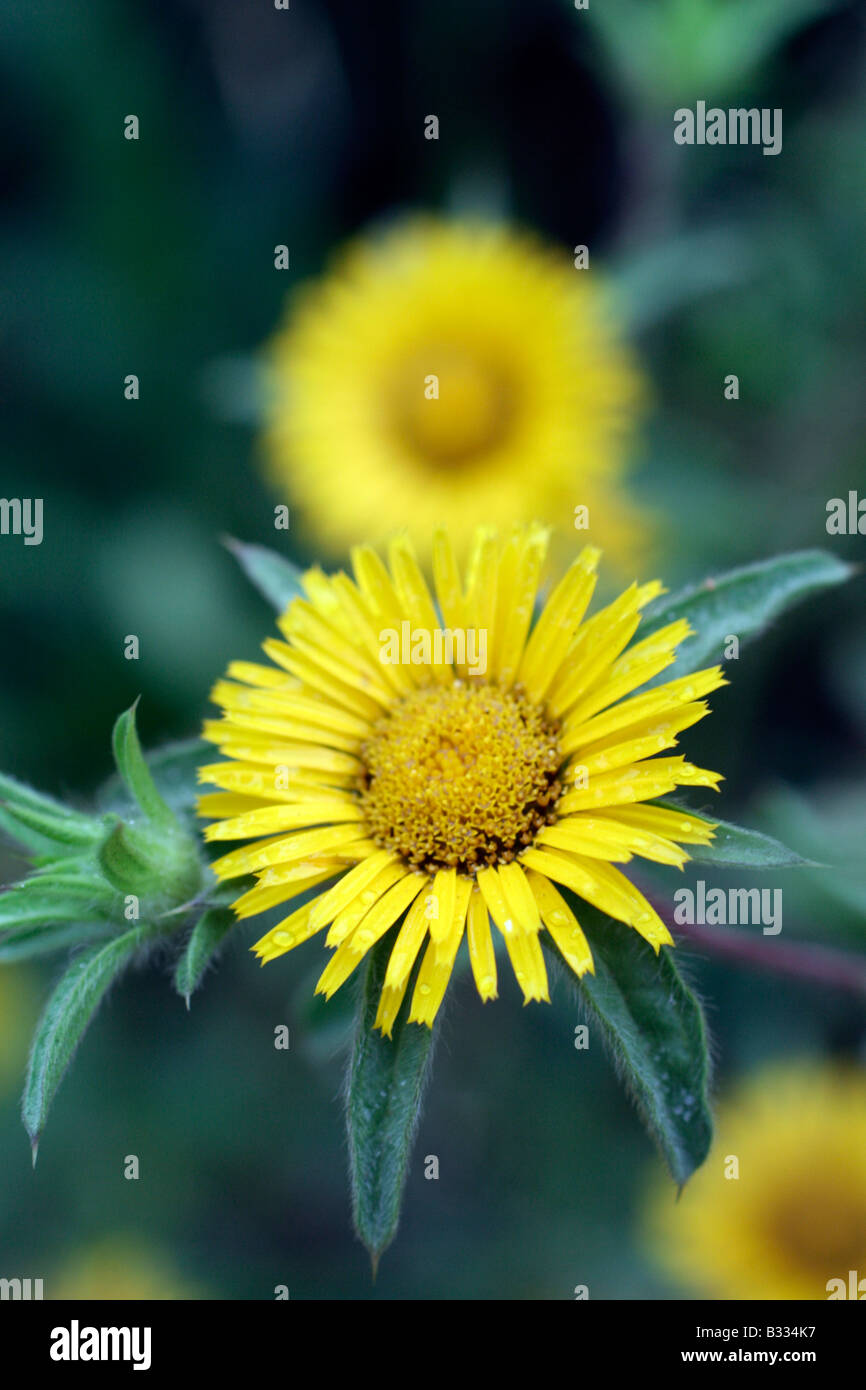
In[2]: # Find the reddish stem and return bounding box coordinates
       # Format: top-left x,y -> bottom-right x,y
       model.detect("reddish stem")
643,894 -> 866,997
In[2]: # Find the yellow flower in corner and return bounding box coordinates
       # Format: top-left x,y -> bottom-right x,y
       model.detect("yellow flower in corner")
261,219 -> 648,566
644,1061 -> 866,1300
198,526 -> 725,1035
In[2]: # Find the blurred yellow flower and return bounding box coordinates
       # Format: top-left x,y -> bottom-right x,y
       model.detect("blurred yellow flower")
261,218 -> 648,567
198,524 -> 723,1034
51,1235 -> 207,1300
645,1060 -> 866,1300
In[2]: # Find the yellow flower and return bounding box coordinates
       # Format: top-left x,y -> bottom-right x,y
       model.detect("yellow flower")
644,1060 -> 866,1300
198,524 -> 724,1034
261,218 -> 648,566
51,1236 -> 207,1300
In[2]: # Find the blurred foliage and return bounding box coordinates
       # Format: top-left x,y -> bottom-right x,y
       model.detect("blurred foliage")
0,0 -> 864,1298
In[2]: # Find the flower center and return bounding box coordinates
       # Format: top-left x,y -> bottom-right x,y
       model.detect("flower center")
766,1181 -> 866,1277
359,682 -> 562,874
388,343 -> 517,466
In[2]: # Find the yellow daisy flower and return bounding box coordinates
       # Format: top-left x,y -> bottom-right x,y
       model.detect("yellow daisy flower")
52,1236 -> 207,1300
261,218 -> 648,566
198,524 -> 724,1035
645,1060 -> 866,1300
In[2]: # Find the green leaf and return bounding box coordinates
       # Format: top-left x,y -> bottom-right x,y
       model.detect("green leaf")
346,935 -> 436,1268
0,772 -> 103,851
0,885 -> 109,932
224,536 -> 305,614
128,739 -> 208,820
610,227 -> 758,333
654,799 -> 817,868
174,907 -> 236,1006
543,903 -> 713,1186
27,869 -> 113,896
0,806 -> 60,855
0,922 -> 111,963
0,771 -> 85,822
111,703 -> 177,828
639,551 -> 853,681
97,819 -> 164,893
23,926 -> 146,1155
0,799 -> 103,849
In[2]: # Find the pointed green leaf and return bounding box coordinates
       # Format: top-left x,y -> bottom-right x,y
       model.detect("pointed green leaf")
23,926 -> 146,1150
224,537 -> 305,614
655,800 -> 817,868
0,922 -> 111,963
111,703 -> 177,828
347,935 -> 436,1266
27,869 -> 113,896
0,799 -> 102,849
97,738 -> 209,824
0,885 -> 109,932
174,907 -> 236,1005
544,903 -> 713,1186
0,771 -> 88,821
638,551 -> 853,681
0,806 -> 60,855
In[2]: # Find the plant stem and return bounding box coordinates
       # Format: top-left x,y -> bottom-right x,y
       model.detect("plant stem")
659,911 -> 866,997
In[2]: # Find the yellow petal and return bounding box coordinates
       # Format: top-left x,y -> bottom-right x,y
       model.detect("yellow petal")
233,866 -> 338,920
204,798 -> 365,842
211,823 -> 367,880
308,848 -> 398,930
526,869 -> 594,977
429,867 -> 458,946
477,866 -> 548,1004
325,861 -> 408,946
374,981 -> 410,1038
516,549 -> 599,702
561,666 -> 727,753
347,873 -> 428,957
493,523 -> 549,686
383,890 -> 434,992
466,886 -> 497,1001
252,898 -> 325,963
546,609 -> 642,719
196,792 -> 273,818
432,527 -> 466,637
497,861 -> 543,932
408,878 -> 471,1026
388,535 -> 451,684
610,804 -> 716,845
